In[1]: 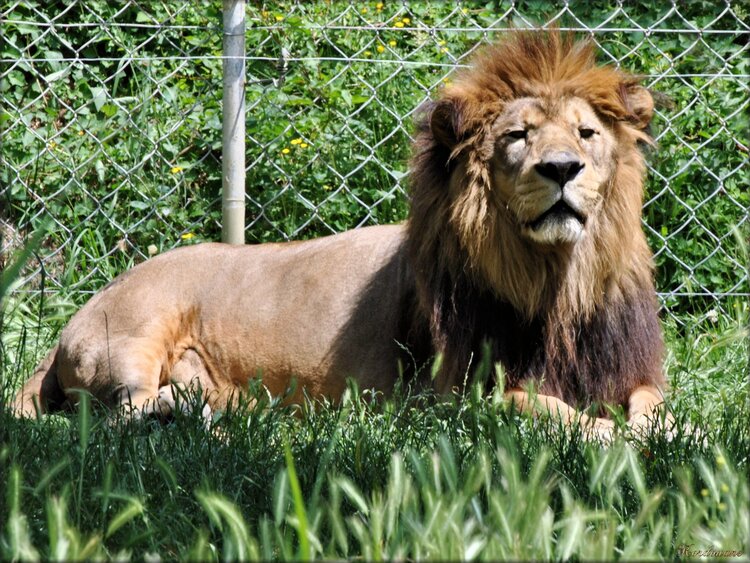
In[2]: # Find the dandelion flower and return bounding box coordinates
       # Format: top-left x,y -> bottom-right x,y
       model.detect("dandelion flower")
402,17 -> 410,24
275,15 -> 284,22
300,143 -> 309,149
291,138 -> 302,145
48,141 -> 57,149
394,21 -> 404,28
438,40 -> 446,46
281,147 -> 291,154
389,40 -> 397,47
376,2 -> 383,9
181,233 -> 195,240
364,50 -> 372,56
78,130 -> 85,136
361,7 -> 368,13
170,166 -> 183,174
376,45 -> 385,53
441,47 -> 449,54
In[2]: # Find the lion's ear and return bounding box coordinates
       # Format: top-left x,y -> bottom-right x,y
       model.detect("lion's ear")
623,84 -> 654,130
430,98 -> 464,148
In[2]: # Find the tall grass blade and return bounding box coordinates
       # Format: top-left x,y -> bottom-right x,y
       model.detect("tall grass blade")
196,491 -> 257,561
4,465 -> 39,561
105,498 -> 144,539
283,437 -> 312,560
77,390 -> 91,452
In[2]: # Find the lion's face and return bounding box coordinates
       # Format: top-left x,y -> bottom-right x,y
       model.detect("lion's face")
490,97 -> 617,246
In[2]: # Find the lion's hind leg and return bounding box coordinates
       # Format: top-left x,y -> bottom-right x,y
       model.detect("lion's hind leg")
11,346 -> 66,417
151,349 -> 215,423
505,388 -> 615,441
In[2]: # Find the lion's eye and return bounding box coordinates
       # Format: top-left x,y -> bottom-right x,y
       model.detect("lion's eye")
579,127 -> 596,139
506,129 -> 528,140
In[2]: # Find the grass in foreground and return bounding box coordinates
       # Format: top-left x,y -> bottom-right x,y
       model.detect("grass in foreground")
0,351 -> 748,560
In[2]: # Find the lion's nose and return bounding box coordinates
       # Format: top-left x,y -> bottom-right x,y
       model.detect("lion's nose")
534,154 -> 584,187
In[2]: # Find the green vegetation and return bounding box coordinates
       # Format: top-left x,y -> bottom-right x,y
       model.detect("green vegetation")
1,367 -> 748,560
1,1 -> 748,560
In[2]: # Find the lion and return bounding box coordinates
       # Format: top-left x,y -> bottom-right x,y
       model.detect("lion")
12,31 -> 667,437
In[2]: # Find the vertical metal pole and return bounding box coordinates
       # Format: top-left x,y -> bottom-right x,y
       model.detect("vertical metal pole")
221,0 -> 246,244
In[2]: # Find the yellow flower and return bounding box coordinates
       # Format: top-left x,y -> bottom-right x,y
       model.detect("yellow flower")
170,166 -> 183,174
275,15 -> 284,22
364,50 -> 372,56
361,7 -> 368,13
181,233 -> 194,240
394,21 -> 404,28
402,17 -> 410,24
78,130 -> 85,136
48,141 -> 57,149
441,47 -> 449,54
300,143 -> 309,149
281,147 -> 291,154
388,40 -> 397,47
701,488 -> 709,497
376,2 -> 383,9
376,45 -> 385,53
438,40 -> 446,46
290,138 -> 302,145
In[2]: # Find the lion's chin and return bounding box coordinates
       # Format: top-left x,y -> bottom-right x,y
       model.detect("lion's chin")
522,199 -> 586,246
524,215 -> 585,245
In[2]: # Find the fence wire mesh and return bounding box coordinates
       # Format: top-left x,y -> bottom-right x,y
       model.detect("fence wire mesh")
1,1 -> 748,324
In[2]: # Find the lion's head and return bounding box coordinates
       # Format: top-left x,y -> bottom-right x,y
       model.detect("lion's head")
408,31 -> 662,398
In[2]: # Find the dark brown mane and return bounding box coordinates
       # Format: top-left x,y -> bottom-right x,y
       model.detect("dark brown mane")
406,31 -> 663,409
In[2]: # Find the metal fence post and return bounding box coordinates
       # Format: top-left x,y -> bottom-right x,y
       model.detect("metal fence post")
221,0 -> 246,244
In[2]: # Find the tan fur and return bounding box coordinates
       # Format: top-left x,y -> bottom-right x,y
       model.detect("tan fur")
13,226 -> 415,417
13,32 -> 668,438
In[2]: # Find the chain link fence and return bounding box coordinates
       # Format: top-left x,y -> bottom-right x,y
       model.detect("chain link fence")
1,1 -> 748,324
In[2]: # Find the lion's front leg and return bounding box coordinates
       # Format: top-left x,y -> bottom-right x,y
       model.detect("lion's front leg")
626,385 -> 672,434
504,388 -> 614,440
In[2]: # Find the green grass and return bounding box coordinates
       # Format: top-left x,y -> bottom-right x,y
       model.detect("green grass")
1,286 -> 748,559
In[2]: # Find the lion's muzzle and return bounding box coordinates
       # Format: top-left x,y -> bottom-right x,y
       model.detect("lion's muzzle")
530,198 -> 586,231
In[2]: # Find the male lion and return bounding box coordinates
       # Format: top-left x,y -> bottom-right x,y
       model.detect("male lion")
13,32 -> 667,437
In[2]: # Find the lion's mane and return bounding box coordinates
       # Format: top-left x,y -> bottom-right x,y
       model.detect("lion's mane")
407,32 -> 664,410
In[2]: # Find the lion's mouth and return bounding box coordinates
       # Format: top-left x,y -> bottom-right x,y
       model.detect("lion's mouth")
530,200 -> 586,231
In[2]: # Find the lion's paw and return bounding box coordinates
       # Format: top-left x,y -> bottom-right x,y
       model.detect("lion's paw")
156,384 -> 212,425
